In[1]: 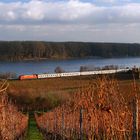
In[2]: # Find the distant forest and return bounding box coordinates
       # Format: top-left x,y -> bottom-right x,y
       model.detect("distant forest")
0,41 -> 140,61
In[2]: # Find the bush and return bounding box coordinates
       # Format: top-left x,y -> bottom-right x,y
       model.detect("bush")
54,66 -> 65,73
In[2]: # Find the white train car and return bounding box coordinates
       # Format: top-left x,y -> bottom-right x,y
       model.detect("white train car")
38,73 -> 61,79
80,71 -> 91,76
47,73 -> 61,78
80,71 -> 92,76
101,70 -> 116,74
80,69 -> 119,76
116,68 -> 129,73
60,72 -> 80,77
80,70 -> 105,76
37,68 -> 130,79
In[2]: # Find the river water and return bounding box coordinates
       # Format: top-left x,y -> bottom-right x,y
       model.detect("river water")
0,57 -> 140,76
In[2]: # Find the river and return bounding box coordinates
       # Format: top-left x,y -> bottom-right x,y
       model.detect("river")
0,57 -> 140,76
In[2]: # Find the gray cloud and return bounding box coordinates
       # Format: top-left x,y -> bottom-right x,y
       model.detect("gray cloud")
0,0 -> 140,42
0,0 -> 140,25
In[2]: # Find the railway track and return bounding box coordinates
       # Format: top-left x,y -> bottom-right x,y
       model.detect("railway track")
9,69 -> 130,81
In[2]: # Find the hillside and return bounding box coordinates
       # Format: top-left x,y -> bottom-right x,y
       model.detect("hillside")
0,41 -> 140,61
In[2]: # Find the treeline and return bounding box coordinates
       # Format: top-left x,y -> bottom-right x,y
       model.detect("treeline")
0,41 -> 140,61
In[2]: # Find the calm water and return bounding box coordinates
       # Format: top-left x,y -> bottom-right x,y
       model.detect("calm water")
0,57 -> 140,76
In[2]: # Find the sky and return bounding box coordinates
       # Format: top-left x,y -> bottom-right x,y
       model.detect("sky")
0,0 -> 140,43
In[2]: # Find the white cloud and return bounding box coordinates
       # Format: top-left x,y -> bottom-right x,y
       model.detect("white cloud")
0,0 -> 139,25
96,0 -> 116,3
0,0 -> 140,42
94,0 -> 132,4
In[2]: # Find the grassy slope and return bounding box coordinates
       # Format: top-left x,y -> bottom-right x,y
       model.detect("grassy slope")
7,76 -> 91,110
6,75 -> 140,111
3,75 -> 140,139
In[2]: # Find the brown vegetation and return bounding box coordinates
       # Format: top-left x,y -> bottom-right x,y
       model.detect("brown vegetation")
7,77 -> 91,111
35,77 -> 140,140
7,74 -> 139,110
0,80 -> 28,140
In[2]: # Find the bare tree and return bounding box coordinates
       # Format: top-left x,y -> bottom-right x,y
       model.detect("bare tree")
54,66 -> 65,73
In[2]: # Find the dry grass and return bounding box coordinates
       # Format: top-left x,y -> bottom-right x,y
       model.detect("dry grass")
36,77 -> 140,140
0,80 -> 28,140
7,76 -> 140,111
7,77 -> 91,110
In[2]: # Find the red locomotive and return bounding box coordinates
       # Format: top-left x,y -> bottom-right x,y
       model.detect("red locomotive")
19,74 -> 37,80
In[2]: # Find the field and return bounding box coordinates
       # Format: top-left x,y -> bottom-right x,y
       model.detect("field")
8,76 -> 94,111
1,74 -> 140,139
0,80 -> 28,140
34,76 -> 140,140
8,74 -> 139,109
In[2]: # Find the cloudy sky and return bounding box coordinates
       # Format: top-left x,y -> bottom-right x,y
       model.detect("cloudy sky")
0,0 -> 140,42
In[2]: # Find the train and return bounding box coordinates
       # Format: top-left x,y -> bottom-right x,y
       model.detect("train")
18,69 -> 129,80
19,74 -> 38,80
